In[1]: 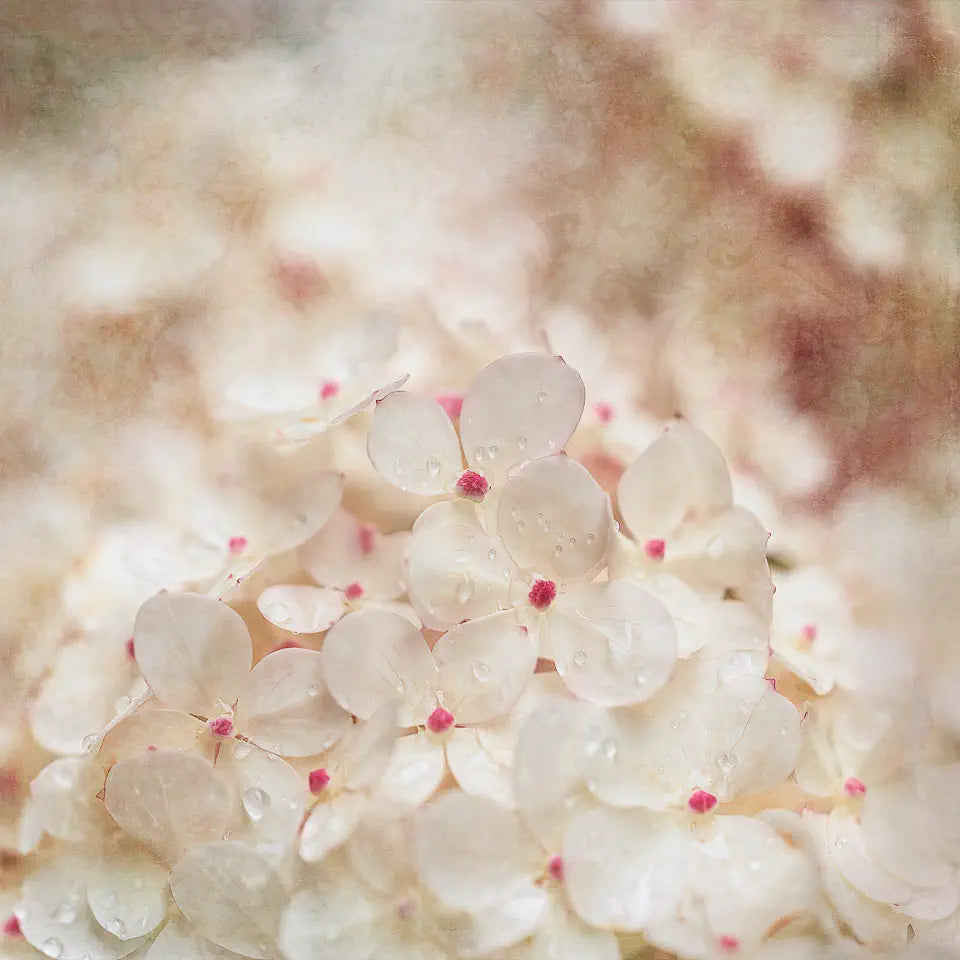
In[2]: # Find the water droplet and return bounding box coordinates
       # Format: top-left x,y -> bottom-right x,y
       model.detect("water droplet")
267,602 -> 291,624
54,904 -> 77,925
42,938 -> 63,958
509,505 -> 519,519
779,725 -> 788,735
602,738 -> 618,760
487,445 -> 498,458
834,835 -> 848,850
517,519 -> 525,531
573,650 -> 587,667
107,919 -> 126,938
537,390 -> 547,403
657,764 -> 665,773
233,740 -> 252,760
679,709 -> 689,720
307,683 -> 319,697
466,534 -> 475,545
472,660 -> 491,682
243,787 -> 270,822
473,447 -> 485,462
81,733 -> 98,753
395,679 -> 406,694
670,720 -> 679,730
487,548 -> 497,561
586,533 -> 595,544
456,577 -> 474,605
568,537 -> 576,545
553,544 -> 563,556
517,436 -> 528,451
393,458 -> 405,475
634,669 -> 648,686
717,751 -> 738,773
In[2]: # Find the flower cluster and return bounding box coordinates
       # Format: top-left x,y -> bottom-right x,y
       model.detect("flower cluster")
6,354 -> 954,960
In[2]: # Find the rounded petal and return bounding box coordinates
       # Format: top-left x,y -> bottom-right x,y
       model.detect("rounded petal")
300,509 -> 408,600
19,855 -> 143,960
433,612 -> 536,725
532,900 -> 620,960
298,790 -> 368,863
445,727 -> 513,805
321,609 -> 435,725
372,733 -> 446,809
146,917 -> 246,960
170,841 -> 285,958
367,391 -> 462,494
133,592 -> 252,715
460,354 -> 585,475
548,581 -> 677,707
337,703 -> 400,792
346,806 -> 417,895
21,758 -> 105,848
414,792 -> 543,910
405,512 -> 515,629
497,457 -> 613,580
637,572 -> 709,659
86,846 -> 168,941
236,648 -> 349,757
452,885 -> 549,958
104,750 -> 231,862
617,419 -> 733,542
98,708 -> 209,771
563,806 -> 688,931
256,585 -> 346,634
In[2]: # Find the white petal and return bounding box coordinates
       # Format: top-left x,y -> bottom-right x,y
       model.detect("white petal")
548,581 -> 677,707
372,733 -> 446,809
636,572 -> 709,659
22,758 -> 105,848
146,917 -> 246,960
345,806 -> 417,895
19,855 -> 143,960
134,592 -> 252,715
707,675 -> 801,801
899,884 -> 960,921
169,841 -> 285,958
256,585 -> 345,634
453,884 -> 549,958
236,648 -> 349,757
104,750 -> 231,862
279,876 -> 381,960
433,612 -> 536,724
86,847 -> 168,941
414,792 -> 543,911
299,791 -> 367,863
218,742 -> 305,867
300,509 -> 408,600
405,512 -> 515,629
497,457 -> 613,580
98,709 -> 209,771
531,899 -> 620,960
563,806 -> 687,931
460,354 -> 585,475
445,727 -> 513,805
321,609 -> 435,725
617,419 -> 733,542
367,391 -> 462,494
337,703 -> 399,791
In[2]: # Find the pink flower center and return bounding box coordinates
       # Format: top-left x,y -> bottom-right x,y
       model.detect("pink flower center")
644,538 -> 666,560
309,768 -> 331,794
455,470 -> 489,502
3,915 -> 22,938
547,855 -> 564,882
208,715 -> 234,738
799,623 -> 818,646
344,582 -> 364,601
228,536 -> 248,555
426,707 -> 455,734
528,579 -> 557,610
358,523 -> 377,555
125,637 -> 136,660
843,777 -> 867,797
688,789 -> 718,814
719,935 -> 740,953
593,401 -> 615,424
436,393 -> 464,420
320,380 -> 340,400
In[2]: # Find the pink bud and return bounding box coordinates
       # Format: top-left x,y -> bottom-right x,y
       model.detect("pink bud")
320,380 -> 340,400
455,470 -> 489,502
719,935 -> 740,953
3,915 -> 22,938
644,539 -> 666,561
228,536 -> 248,555
208,715 -> 234,738
800,623 -> 818,645
547,855 -> 564,882
426,707 -> 455,734
688,789 -> 718,814
309,768 -> 331,794
126,637 -> 136,660
593,401 -> 615,424
528,579 -> 557,611
344,582 -> 364,601
844,777 -> 867,797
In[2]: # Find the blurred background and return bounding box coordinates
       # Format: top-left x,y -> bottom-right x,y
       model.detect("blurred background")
2,0 -> 959,857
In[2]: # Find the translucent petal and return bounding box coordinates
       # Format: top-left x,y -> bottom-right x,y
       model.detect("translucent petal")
452,884 -> 549,958
98,708 -> 209,771
236,648 -> 349,757
433,612 -> 536,724
256,585 -> 346,634
405,512 -> 515,629
104,750 -> 231,862
617,419 -> 733,542
708,675 -> 801,801
548,581 -> 677,707
299,791 -> 367,863
372,733 -> 446,809
279,876 -> 381,960
218,742 -> 305,867
345,806 -> 417,895
169,841 -> 285,959
20,855 -> 143,960
563,807 -> 688,931
531,899 -> 620,960
146,917 -> 247,960
459,354 -> 585,475
636,572 -> 709,659
337,703 -> 399,792
133,592 -> 252,715
414,792 -> 543,910
899,884 -> 960,921
22,758 -> 105,848
321,609 -> 435,725
445,728 -> 513,805
367,391 -> 463,494
300,509 -> 409,600
497,457 -> 613,580
86,846 -> 168,941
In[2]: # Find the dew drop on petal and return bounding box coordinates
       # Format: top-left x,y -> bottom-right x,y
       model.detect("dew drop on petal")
106,919 -> 126,938
474,447 -> 486,462
585,532 -> 595,544
509,505 -> 519,519
426,458 -> 441,477
602,738 -> 618,760
537,390 -> 547,403
307,683 -> 320,697
553,545 -> 563,556
488,445 -> 498,458
42,939 -> 62,958
242,787 -> 270,822
573,650 -> 587,667
487,548 -> 497,561
834,834 -> 848,850
393,459 -> 405,476
517,436 -> 528,451
233,740 -> 252,760
472,659 -> 491,682
456,577 -> 474,605
517,519 -> 525,531
717,751 -> 738,774
81,734 -> 98,753
634,668 -> 648,687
